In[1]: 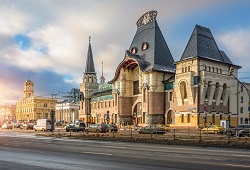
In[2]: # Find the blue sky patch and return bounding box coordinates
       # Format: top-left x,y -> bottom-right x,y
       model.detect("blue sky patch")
14,34 -> 30,50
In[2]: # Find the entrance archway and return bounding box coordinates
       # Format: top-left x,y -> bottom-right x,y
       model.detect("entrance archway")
132,102 -> 142,126
165,109 -> 175,125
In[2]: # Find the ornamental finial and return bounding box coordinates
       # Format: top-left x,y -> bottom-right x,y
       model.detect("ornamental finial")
136,10 -> 157,28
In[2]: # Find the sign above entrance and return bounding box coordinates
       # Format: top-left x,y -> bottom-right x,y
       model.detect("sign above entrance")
188,108 -> 196,111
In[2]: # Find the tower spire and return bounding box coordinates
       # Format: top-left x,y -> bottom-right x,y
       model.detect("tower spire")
100,61 -> 105,84
85,36 -> 96,75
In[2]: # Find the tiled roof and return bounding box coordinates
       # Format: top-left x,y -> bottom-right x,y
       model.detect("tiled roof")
85,40 -> 96,74
128,19 -> 175,73
180,25 -> 233,65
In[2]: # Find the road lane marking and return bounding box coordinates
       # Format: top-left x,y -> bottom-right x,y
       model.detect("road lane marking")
82,151 -> 112,156
233,154 -> 250,158
226,164 -> 250,168
4,144 -> 20,147
101,146 -> 126,149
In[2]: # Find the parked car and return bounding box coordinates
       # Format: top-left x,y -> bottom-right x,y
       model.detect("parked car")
75,122 -> 86,132
238,128 -> 250,137
1,123 -> 13,129
156,124 -> 170,131
226,125 -> 250,136
138,125 -> 166,134
202,125 -> 225,134
107,124 -> 118,132
14,122 -> 22,128
20,123 -> 34,130
65,124 -> 78,132
85,124 -> 108,133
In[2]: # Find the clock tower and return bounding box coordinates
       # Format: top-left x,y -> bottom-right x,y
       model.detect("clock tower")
24,79 -> 34,98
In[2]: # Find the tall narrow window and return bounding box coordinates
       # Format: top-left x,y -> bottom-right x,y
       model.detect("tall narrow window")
180,81 -> 187,101
240,107 -> 243,114
169,92 -> 173,101
214,83 -> 220,100
133,80 -> 139,95
181,114 -> 184,123
240,96 -> 243,103
241,86 -> 244,92
143,88 -> 147,102
187,114 -> 191,123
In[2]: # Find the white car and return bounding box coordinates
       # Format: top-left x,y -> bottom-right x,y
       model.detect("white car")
2,123 -> 13,129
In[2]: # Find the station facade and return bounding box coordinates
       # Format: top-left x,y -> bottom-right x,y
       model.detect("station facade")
79,10 -> 249,128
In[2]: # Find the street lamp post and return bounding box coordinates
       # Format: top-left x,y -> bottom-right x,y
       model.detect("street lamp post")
203,104 -> 207,128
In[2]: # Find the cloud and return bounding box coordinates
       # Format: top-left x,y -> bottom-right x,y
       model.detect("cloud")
218,28 -> 250,80
0,0 -> 241,104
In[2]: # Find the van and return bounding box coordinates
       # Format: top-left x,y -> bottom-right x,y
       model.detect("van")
34,119 -> 52,131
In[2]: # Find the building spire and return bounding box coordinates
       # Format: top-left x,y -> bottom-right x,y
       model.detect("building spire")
85,36 -> 96,75
100,61 -> 105,84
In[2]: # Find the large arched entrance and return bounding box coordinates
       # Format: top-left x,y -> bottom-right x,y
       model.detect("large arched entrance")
132,102 -> 142,126
165,109 -> 175,125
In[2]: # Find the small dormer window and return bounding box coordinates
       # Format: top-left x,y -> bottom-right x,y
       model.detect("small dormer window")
131,47 -> 137,54
142,42 -> 148,51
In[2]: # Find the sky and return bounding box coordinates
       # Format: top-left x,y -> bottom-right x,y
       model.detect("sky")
1,0 -> 250,105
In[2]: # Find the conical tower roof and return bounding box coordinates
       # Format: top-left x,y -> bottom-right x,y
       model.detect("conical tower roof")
180,25 -> 233,65
128,10 -> 175,73
85,37 -> 96,75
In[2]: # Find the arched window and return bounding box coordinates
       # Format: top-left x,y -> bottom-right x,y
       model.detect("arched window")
182,67 -> 184,73
180,81 -> 187,102
213,82 -> 220,100
188,66 -> 191,72
221,84 -> 227,100
206,81 -> 212,99
185,67 -> 187,72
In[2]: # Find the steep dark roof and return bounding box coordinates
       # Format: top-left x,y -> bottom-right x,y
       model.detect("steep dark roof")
85,39 -> 96,74
128,12 -> 175,73
180,25 -> 233,65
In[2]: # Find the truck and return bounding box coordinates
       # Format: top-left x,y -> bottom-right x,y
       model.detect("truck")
33,119 -> 52,131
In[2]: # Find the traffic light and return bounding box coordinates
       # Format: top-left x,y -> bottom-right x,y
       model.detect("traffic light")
228,66 -> 234,76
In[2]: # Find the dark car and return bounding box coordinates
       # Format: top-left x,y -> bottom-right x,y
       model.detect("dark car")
76,122 -> 86,132
107,124 -> 118,132
238,128 -> 250,137
21,123 -> 34,130
14,123 -> 22,128
138,125 -> 166,134
226,125 -> 250,136
65,124 -> 78,132
85,124 -> 108,133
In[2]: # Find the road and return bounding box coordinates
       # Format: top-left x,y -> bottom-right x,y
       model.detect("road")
0,130 -> 249,170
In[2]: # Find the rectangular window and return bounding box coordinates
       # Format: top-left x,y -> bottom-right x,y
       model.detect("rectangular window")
240,96 -> 243,103
240,117 -> 243,124
241,86 -> 243,92
212,114 -> 215,123
187,114 -> 191,123
240,107 -> 243,114
133,80 -> 139,95
181,115 -> 184,123
169,92 -> 173,101
165,82 -> 174,90
194,76 -> 199,85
